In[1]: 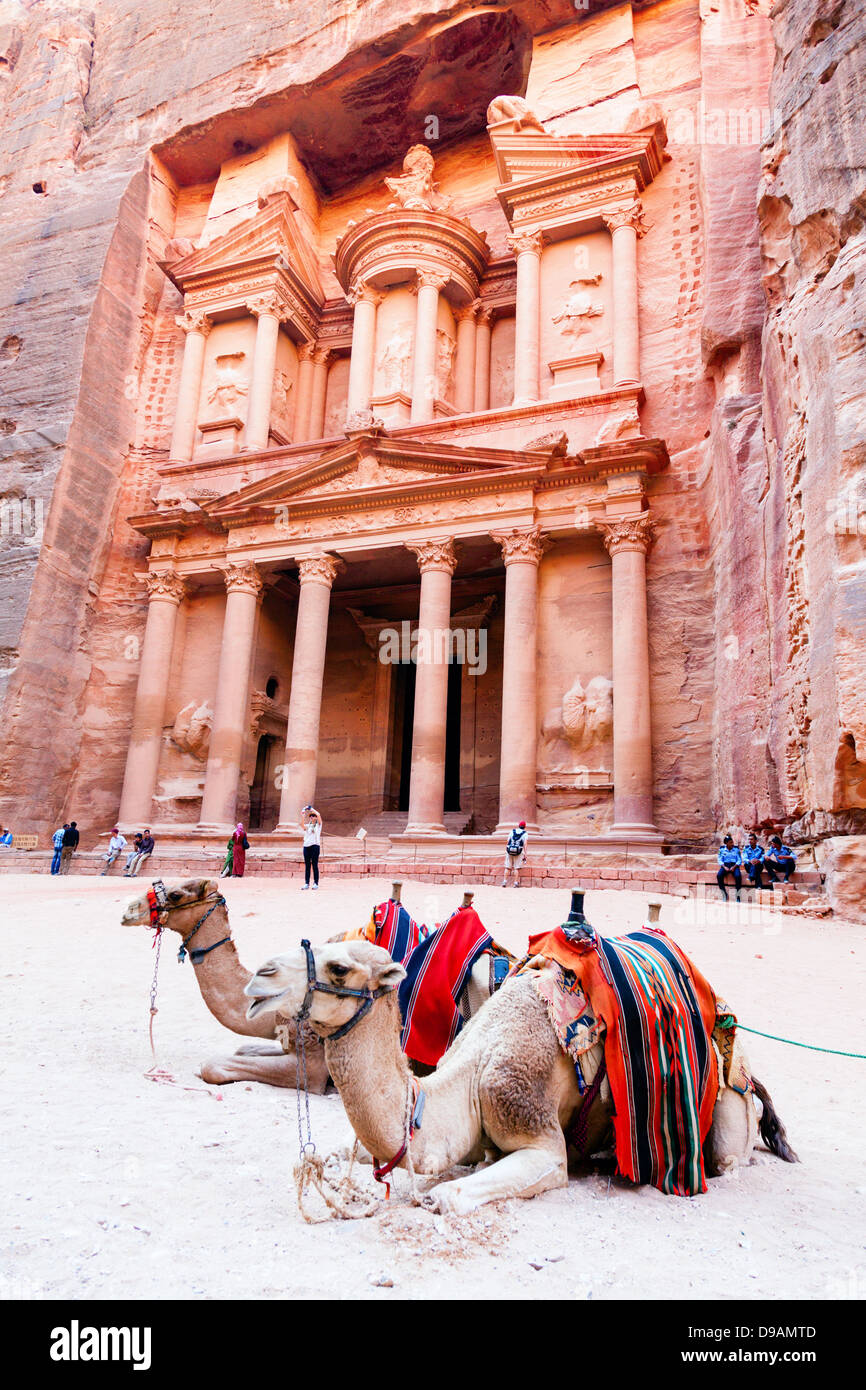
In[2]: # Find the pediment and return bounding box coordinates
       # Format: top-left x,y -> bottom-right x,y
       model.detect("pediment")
203,435 -> 550,522
163,194 -> 324,304
491,129 -> 665,194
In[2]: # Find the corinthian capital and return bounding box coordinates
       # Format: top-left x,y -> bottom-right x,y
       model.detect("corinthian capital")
144,569 -> 186,604
598,515 -> 656,556
246,291 -> 283,320
603,200 -> 650,238
175,310 -> 212,338
407,538 -> 457,575
491,526 -> 549,567
347,280 -> 383,309
297,553 -> 344,587
507,230 -> 543,258
416,269 -> 449,292
223,560 -> 264,596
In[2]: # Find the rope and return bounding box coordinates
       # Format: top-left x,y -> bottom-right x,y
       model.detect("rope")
737,1024 -> 866,1060
143,923 -> 217,1095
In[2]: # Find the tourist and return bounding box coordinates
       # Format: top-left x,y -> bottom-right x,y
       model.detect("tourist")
220,836 -> 233,878
716,835 -> 742,900
301,805 -> 322,890
741,833 -> 765,890
0,826 -> 13,848
231,822 -> 249,878
124,833 -> 143,874
764,835 -> 797,883
50,823 -> 68,874
100,827 -> 127,875
124,828 -> 155,877
502,820 -> 528,888
59,821 -> 80,874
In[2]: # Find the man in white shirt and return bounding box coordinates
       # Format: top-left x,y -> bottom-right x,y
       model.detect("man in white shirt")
301,806 -> 322,890
101,827 -> 127,876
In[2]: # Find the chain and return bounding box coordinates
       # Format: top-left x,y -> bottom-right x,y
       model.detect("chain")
295,1021 -> 315,1162
148,927 -> 164,1061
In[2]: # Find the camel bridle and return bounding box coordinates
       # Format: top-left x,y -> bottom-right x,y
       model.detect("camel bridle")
295,937 -> 396,1042
146,880 -> 231,964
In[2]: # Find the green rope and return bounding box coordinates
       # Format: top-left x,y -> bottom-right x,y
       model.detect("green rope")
736,1024 -> 866,1060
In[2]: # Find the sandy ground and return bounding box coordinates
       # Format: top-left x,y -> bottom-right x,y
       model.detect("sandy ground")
1,871 -> 864,1303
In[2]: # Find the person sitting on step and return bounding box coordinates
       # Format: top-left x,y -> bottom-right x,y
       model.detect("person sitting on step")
741,832 -> 765,891
764,835 -> 797,884
716,835 -> 742,901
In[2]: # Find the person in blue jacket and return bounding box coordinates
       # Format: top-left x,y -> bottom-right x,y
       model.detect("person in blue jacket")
717,835 -> 742,900
741,833 -> 765,890
764,836 -> 797,883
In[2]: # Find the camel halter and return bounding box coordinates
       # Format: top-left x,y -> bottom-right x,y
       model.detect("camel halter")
295,937 -> 396,1041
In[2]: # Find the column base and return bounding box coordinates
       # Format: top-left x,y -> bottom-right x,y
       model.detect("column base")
493,821 -> 540,837
608,822 -> 664,842
195,821 -> 238,835
401,822 -> 448,837
273,822 -> 305,838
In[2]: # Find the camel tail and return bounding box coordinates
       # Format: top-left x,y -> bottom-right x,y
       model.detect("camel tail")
751,1076 -> 799,1163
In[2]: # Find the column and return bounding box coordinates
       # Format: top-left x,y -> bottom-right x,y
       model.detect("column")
491,528 -> 547,831
292,343 -> 316,443
404,538 -> 457,835
345,280 -> 381,423
410,271 -> 447,425
454,302 -> 478,414
244,292 -> 283,451
603,202 -> 646,388
308,346 -> 332,440
118,570 -> 186,825
276,554 -> 343,831
473,306 -> 493,412
198,562 -> 264,830
507,230 -> 543,406
169,312 -> 211,462
598,515 -> 658,835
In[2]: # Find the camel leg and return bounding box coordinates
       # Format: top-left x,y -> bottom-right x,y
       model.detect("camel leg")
429,1137 -> 567,1215
706,1087 -> 758,1176
200,1046 -> 329,1092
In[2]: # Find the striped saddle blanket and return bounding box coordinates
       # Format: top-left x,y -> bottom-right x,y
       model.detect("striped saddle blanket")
527,923 -> 724,1196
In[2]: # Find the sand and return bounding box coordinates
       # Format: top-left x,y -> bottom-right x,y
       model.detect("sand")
1,872 -> 864,1302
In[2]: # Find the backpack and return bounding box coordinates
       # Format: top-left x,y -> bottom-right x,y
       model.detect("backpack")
506,828 -> 525,856
242,835 -> 249,851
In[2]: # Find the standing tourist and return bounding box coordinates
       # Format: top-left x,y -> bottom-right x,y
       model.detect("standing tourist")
220,835 -> 234,878
100,827 -> 127,875
301,805 -> 322,890
50,823 -> 68,874
59,821 -> 79,874
764,836 -> 797,884
231,823 -> 249,878
716,835 -> 742,901
502,821 -> 528,888
741,833 -> 765,891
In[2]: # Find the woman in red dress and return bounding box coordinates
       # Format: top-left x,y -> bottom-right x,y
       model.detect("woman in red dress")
231,823 -> 248,877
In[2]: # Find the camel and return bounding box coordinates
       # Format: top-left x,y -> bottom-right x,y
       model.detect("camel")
120,878 -> 499,1092
244,936 -> 797,1215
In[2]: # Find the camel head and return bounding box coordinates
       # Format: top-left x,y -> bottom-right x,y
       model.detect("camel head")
245,940 -> 405,1035
120,878 -> 220,933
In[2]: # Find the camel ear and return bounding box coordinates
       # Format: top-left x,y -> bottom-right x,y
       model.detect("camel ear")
371,958 -> 406,991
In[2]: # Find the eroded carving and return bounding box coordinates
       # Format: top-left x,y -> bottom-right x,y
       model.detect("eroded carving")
540,675 -> 614,771
385,145 -> 454,213
171,699 -> 214,761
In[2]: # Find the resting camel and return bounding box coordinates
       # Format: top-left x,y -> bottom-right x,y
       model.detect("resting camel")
120,878 -> 499,1092
244,936 -> 797,1215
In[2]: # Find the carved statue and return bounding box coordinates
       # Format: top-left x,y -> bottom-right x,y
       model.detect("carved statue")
377,327 -> 413,393
486,94 -> 545,133
172,700 -> 214,762
540,675 -> 613,771
435,328 -> 456,400
385,145 -> 453,213
207,353 -> 248,414
594,407 -> 642,445
162,237 -> 195,264
552,287 -> 604,342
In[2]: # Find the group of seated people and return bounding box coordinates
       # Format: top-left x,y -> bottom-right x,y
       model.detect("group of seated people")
99,827 -> 156,877
717,833 -> 797,898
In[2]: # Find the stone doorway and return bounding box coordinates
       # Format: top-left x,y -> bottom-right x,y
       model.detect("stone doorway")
249,733 -> 280,830
383,659 -> 462,813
